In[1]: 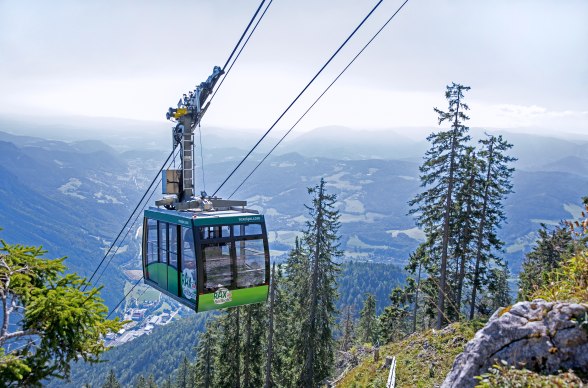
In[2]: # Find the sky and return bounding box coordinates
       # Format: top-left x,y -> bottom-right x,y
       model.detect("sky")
0,0 -> 587,139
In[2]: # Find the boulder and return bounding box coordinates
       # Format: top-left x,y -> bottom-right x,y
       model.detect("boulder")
441,300 -> 588,388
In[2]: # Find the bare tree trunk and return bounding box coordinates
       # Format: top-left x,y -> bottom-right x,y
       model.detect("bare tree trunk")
412,262 -> 422,333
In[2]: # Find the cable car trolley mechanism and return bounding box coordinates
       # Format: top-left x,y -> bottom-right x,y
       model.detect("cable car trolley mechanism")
142,67 -> 270,312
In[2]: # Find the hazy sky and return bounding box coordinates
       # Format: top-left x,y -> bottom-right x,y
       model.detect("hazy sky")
0,0 -> 587,138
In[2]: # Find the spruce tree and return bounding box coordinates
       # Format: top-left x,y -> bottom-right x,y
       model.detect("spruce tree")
357,294 -> 377,345
195,319 -> 217,388
214,308 -> 241,388
270,264 -> 298,387
299,179 -> 341,387
241,304 -> 265,388
409,83 -> 471,328
468,134 -> 515,319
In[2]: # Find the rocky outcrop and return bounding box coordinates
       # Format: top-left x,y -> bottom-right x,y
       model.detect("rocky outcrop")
441,300 -> 588,388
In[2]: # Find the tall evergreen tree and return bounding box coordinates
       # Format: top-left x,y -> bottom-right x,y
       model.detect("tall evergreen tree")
299,179 -> 341,387
409,83 -> 472,328
265,264 -> 277,388
270,264 -> 298,387
468,134 -> 515,319
195,319 -> 217,388
451,147 -> 483,319
357,294 -> 377,345
214,308 -> 241,388
241,304 -> 265,388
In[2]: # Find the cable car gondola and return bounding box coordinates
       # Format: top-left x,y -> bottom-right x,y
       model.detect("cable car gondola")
142,207 -> 270,312
141,66 -> 270,312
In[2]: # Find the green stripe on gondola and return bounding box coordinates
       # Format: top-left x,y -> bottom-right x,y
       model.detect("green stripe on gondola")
197,285 -> 269,312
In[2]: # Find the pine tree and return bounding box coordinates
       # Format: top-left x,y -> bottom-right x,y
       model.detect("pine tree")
102,369 -> 121,388
409,83 -> 472,328
357,294 -> 377,345
299,179 -> 341,387
469,134 -> 515,319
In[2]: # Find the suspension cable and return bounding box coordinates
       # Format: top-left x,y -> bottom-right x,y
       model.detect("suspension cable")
212,0 -> 385,197
209,0 -> 274,105
93,148 -> 179,287
222,0 -> 267,71
84,148 -> 175,290
229,0 -> 411,198
106,276 -> 144,320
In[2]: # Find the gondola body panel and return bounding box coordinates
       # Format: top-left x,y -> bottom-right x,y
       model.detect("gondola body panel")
142,207 -> 270,312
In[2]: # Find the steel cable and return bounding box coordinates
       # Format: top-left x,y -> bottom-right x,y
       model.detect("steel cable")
229,0 -> 411,198
212,0 -> 386,197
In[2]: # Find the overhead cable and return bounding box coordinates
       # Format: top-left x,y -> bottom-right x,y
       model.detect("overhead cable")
93,147 -> 179,287
212,0 -> 386,197
209,0 -> 274,106
229,0 -> 411,198
84,148 -> 175,290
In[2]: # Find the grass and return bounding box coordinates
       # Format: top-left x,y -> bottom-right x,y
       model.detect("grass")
337,320 -> 485,387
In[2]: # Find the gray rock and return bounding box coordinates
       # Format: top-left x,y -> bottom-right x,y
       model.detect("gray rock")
441,300 -> 588,388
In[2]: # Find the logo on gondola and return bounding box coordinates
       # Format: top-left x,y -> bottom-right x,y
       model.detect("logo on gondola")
181,269 -> 196,301
213,287 -> 232,305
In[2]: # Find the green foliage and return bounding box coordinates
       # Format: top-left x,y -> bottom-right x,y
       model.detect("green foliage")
338,321 -> 484,387
476,362 -> 586,387
408,83 -> 515,327
531,248 -> 588,303
518,224 -> 574,300
101,369 -> 121,388
0,238 -> 122,386
337,261 -> 405,315
357,294 -> 377,345
57,313 -> 208,387
378,286 -> 413,343
299,178 -> 342,387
